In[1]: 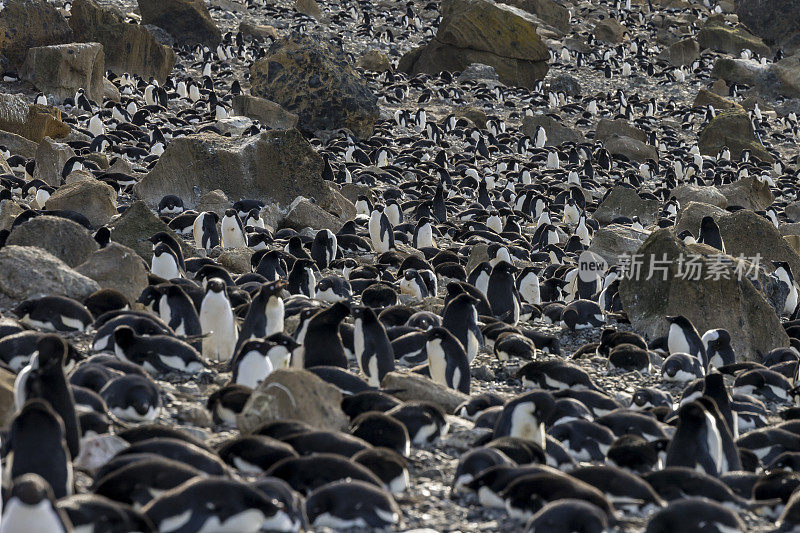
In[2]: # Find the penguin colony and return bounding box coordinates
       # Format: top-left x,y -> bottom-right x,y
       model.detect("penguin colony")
1,0 -> 800,531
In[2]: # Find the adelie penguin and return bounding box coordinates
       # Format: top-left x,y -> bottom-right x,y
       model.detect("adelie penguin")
369,206 -> 395,253
192,211 -> 220,250
236,280 -> 286,351
441,292 -> 483,363
426,327 -> 470,394
299,302 -> 351,368
200,278 -> 238,362
774,260 -> 798,316
100,374 -> 162,422
697,216 -> 726,253
220,208 -> 247,248
702,328 -> 735,368
352,306 -> 395,387
311,229 -> 338,269
487,261 -> 520,325
0,474 -> 73,533
151,242 -> 183,280
14,295 -> 93,333
666,315 -> 708,368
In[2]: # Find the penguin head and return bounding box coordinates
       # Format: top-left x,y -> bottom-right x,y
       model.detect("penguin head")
206,277 -> 227,294
261,279 -> 288,297
426,326 -> 452,343
36,335 -> 68,372
665,315 -> 696,332
113,325 -> 137,347
9,473 -> 58,506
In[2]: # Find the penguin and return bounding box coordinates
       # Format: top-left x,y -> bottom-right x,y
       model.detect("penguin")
311,229 -> 338,269
774,261 -> 798,316
0,474 -> 72,533
661,352 -> 705,382
665,400 -> 730,476
387,401 -> 448,445
442,292 -> 483,363
412,217 -> 435,249
667,315 -> 708,368
697,216 -> 726,253
315,276 -> 352,303
487,261 -> 520,325
100,374 -> 162,422
350,411 -> 410,456
157,284 -> 202,340
525,499 -> 608,533
561,300 -> 606,330
231,339 -> 275,388
517,266 -> 541,305
516,360 -> 598,391
15,335 -> 81,459
426,327 -> 470,394
58,493 -> 152,532
9,400 -> 73,499
236,280 -> 286,351
493,390 -> 556,450
207,384 -> 251,427
220,209 -> 247,248
143,477 -> 292,532
158,195 -> 185,215
113,326 -> 205,374
192,211 -> 220,250
200,278 -> 238,362
14,296 -> 93,332
352,305 -> 395,387
352,447 -> 410,494
369,207 -> 394,253
399,269 -> 430,301
304,479 -> 400,529
702,329 -> 736,368
151,242 -> 182,280
288,258 -> 316,297
300,302 -> 350,368
468,262 -> 492,297
645,498 -> 744,532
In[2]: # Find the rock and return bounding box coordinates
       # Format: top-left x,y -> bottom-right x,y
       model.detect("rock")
217,248 -> 253,274
250,33 -> 379,138
214,116 -> 253,137
0,93 -> 70,142
587,224 -> 650,266
295,0 -> 321,19
786,201 -> 800,222
697,19 -> 770,57
547,73 -> 581,97
719,176 -> 774,212
0,199 -> 24,231
603,134 -> 658,162
282,197 -> 345,232
766,54 -> 800,99
103,78 -> 120,102
0,245 -> 100,302
697,109 -> 773,163
69,0 -> 176,83
735,0 -> 800,54
521,114 -> 585,146
595,118 -> 647,143
231,95 -> 298,130
380,372 -> 469,414
356,50 -> 391,72
675,201 -> 730,236
502,0 -> 570,33
238,369 -> 349,433
134,130 -> 349,216
711,78 -> 729,95
45,179 -> 117,227
108,201 -> 193,261
32,137 -> 76,187
398,0 -> 549,89
138,0 -> 221,46
672,184 -> 728,208
339,183 -> 375,206
196,189 -> 230,215
6,215 -> 98,267
618,229 -> 788,361
65,169 -> 96,185
454,106 -> 488,128
0,368 -> 15,428
592,186 -> 661,226
660,37 -> 699,67
0,129 -> 37,157
457,63 -> 500,83
693,88 -> 741,110
0,0 -> 72,67
238,21 -> 277,41
75,243 -> 148,302
711,57 -> 766,85
20,42 -> 105,103
594,17 -> 626,44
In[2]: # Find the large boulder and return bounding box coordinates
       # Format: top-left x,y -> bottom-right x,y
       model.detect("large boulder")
6,215 -> 98,267
134,130 -> 352,218
735,0 -> 800,54
502,0 -> 570,33
711,57 -> 767,85
398,0 -> 549,89
0,130 -> 37,158
381,372 -> 469,414
76,243 -> 148,302
719,176 -> 774,211
697,19 -> 770,57
282,197 -> 345,233
32,137 -> 76,187
0,93 -> 70,142
250,34 -> 379,138
675,201 -> 729,236
671,184 -> 728,209
594,18 -> 626,44
587,224 -> 650,266
660,37 -> 700,67
698,110 -> 773,163
231,95 -> 298,131
603,134 -> 658,162
717,209 -> 800,279
595,118 -> 647,143
0,0 -> 72,67
108,201 -> 193,261
137,0 -> 221,47
618,229 -> 789,361
693,88 -> 741,111
238,369 -> 349,433
0,245 -> 100,302
593,186 -> 660,226
20,42 -> 105,104
45,179 -> 118,227
69,0 -> 176,83
521,114 -> 585,146
766,54 -> 800,99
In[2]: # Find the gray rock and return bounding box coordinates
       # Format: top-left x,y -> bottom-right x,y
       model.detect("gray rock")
521,114 -> 585,146
785,201 -> 800,222
0,93 -> 70,142
231,95 -> 298,130
593,186 -> 661,226
697,19 -> 770,57
719,176 -> 774,211
238,368 -> 349,433
603,134 -> 658,162
138,0 -> 221,46
0,245 -> 100,302
594,18 -> 626,44
282,197 -> 345,232
671,185 -> 728,209
32,137 -> 76,187
45,179 -> 118,227
457,63 -> 500,83
547,73 -> 581,97
595,118 -> 648,143
108,201 -> 193,260
735,0 -> 800,54
6,215 -> 98,267
660,37 -> 700,67
711,57 -> 766,85
587,224 -> 650,266
675,201 -> 730,236
0,0 -> 73,67
217,248 -> 254,275
380,371 -> 470,414
75,243 -> 148,303
0,130 -> 37,158
698,110 -> 773,163
20,42 -> 105,103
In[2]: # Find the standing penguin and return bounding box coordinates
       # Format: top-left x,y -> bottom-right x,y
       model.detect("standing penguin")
665,399 -> 731,476
701,329 -> 735,368
774,261 -> 798,316
200,278 -> 238,362
352,306 -> 395,387
231,339 -> 275,389
666,315 -> 708,369
311,229 -> 338,270
487,261 -> 520,325
301,302 -> 351,368
288,258 -> 317,298
14,335 -> 80,459
236,280 -> 286,351
413,217 -> 435,249
158,284 -> 202,342
369,207 -> 395,253
426,327 -> 470,394
151,243 -> 182,280
220,209 -> 247,248
517,266 -> 541,305
9,400 -> 73,499
0,474 -> 72,533
192,211 -> 220,250
697,216 -> 725,253
442,292 -> 483,364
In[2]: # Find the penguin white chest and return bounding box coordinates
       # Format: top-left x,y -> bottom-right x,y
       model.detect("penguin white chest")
668,324 -> 691,354
0,500 -> 68,533
152,253 -> 179,280
236,351 -> 273,388
265,297 -> 285,336
426,339 -> 447,385
200,292 -> 237,362
509,402 -> 544,449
